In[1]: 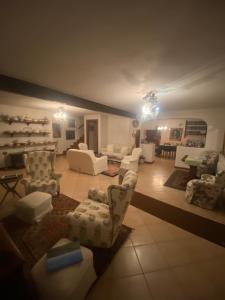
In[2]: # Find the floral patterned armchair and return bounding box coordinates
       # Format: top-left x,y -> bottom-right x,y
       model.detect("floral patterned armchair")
21,151 -> 62,195
185,170 -> 225,210
196,151 -> 219,178
68,169 -> 138,248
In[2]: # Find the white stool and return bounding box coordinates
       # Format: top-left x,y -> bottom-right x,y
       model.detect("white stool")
16,191 -> 53,223
32,238 -> 97,300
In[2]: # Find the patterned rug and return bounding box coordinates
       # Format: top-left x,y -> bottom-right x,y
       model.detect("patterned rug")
102,162 -> 121,177
3,194 -> 132,276
164,169 -> 191,191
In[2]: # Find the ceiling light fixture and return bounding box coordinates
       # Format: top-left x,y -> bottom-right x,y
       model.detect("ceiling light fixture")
141,91 -> 160,120
157,126 -> 168,131
53,107 -> 67,120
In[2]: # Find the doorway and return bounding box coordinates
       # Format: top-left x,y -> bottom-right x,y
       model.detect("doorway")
86,119 -> 98,153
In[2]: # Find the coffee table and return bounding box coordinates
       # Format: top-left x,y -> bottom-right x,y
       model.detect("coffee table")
0,174 -> 23,206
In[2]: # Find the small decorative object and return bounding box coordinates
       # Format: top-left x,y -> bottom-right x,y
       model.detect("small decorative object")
132,119 -> 140,128
170,128 -> 183,141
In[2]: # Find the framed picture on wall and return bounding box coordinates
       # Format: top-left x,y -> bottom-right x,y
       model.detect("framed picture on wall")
169,128 -> 183,141
52,123 -> 61,138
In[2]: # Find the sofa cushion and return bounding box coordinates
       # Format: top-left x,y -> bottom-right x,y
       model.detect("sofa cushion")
107,144 -> 114,153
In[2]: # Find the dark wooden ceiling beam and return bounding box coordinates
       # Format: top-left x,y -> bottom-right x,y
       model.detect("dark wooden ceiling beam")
0,74 -> 135,118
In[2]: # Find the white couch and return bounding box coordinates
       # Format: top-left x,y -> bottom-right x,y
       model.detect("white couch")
67,149 -> 108,175
120,147 -> 142,172
101,144 -> 130,160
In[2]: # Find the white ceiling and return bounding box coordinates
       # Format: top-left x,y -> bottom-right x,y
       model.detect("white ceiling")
1,0 -> 225,114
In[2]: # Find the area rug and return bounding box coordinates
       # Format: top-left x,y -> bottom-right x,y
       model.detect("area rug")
131,191 -> 225,248
3,194 -> 132,276
102,162 -> 120,177
164,169 -> 191,191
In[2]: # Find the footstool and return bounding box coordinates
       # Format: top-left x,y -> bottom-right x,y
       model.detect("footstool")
31,238 -> 97,300
16,191 -> 53,223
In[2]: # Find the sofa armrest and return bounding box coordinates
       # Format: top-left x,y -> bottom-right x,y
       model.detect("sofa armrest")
88,188 -> 109,204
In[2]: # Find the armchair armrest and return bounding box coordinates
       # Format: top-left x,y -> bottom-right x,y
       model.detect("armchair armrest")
20,176 -> 32,185
52,172 -> 62,180
88,188 -> 109,204
201,174 -> 215,183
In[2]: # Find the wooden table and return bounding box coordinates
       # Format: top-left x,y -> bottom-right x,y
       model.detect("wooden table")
0,174 -> 23,206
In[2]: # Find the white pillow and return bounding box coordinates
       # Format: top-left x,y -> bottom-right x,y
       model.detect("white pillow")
217,154 -> 225,173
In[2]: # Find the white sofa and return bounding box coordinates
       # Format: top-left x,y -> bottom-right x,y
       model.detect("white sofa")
101,144 -> 131,160
67,149 -> 108,175
120,147 -> 142,172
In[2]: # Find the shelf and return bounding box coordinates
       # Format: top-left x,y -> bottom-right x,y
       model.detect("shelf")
0,115 -> 49,126
0,141 -> 57,150
184,119 -> 207,137
2,131 -> 50,137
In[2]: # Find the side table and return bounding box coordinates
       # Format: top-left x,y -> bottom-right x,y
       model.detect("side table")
0,174 -> 23,206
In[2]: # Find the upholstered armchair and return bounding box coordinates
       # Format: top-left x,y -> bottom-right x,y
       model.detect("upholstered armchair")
21,151 -> 62,196
196,151 -> 219,178
78,143 -> 88,151
68,169 -> 138,248
120,147 -> 142,172
185,170 -> 225,210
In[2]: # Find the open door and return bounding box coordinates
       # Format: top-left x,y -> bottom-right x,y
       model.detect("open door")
86,119 -> 98,153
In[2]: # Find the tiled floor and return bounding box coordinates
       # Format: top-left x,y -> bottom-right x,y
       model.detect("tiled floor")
0,155 -> 225,299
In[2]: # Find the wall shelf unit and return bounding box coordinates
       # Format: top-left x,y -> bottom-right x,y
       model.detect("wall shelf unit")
2,130 -> 50,137
184,120 -> 207,137
0,141 -> 56,150
0,114 -> 49,126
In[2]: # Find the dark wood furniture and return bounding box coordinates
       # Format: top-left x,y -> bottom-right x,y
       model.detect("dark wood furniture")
159,145 -> 177,159
0,174 -> 23,206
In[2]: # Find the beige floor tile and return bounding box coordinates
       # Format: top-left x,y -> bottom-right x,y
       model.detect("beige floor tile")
147,222 -> 174,243
122,237 -> 133,247
145,269 -> 188,300
130,224 -> 155,246
87,274 -> 152,300
196,257 -> 225,298
139,210 -> 164,225
103,246 -> 142,279
166,223 -> 195,240
123,211 -> 145,228
172,263 -> 224,300
135,244 -> 168,273
157,240 -> 192,268
179,237 -> 225,263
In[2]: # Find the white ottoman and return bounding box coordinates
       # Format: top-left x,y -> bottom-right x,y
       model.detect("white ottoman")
16,191 -> 53,223
32,238 -> 97,300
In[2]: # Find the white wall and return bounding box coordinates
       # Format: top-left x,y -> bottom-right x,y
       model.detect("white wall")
84,113 -> 134,151
141,107 -> 225,151
107,115 -> 133,146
